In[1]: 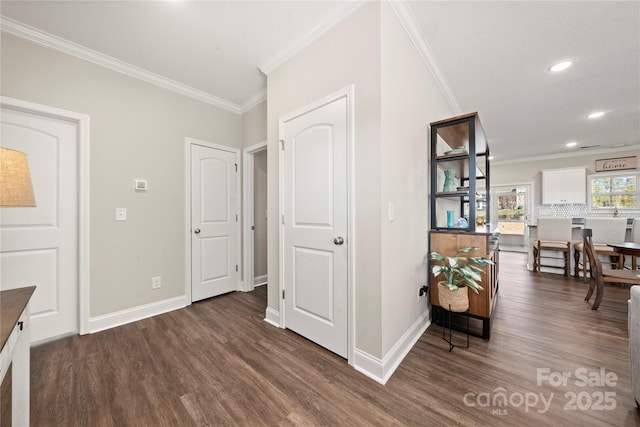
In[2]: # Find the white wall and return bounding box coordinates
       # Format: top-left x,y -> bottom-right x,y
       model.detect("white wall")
493,148 -> 639,206
253,150 -> 268,278
242,100 -> 267,148
266,2 -> 383,356
379,4 -> 453,355
1,33 -> 241,317
266,2 -> 457,362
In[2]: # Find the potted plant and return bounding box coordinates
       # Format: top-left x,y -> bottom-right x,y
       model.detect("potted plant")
429,246 -> 494,312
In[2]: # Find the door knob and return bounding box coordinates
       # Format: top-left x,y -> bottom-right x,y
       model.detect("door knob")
333,236 -> 344,245
194,228 -> 201,234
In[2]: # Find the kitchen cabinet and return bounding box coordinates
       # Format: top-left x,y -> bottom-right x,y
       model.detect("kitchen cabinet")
542,167 -> 586,204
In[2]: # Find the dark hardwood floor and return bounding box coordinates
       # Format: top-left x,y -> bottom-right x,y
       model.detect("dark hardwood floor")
23,252 -> 640,426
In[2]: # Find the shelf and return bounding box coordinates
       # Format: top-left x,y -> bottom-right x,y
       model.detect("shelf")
431,112 -> 489,156
436,191 -> 469,197
430,112 -> 490,231
436,153 -> 469,161
434,156 -> 487,180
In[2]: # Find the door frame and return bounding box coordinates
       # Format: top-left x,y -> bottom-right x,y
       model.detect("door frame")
277,85 -> 355,364
242,140 -> 267,292
184,137 -> 241,302
491,181 -> 534,223
1,96 -> 91,336
491,181 -> 534,248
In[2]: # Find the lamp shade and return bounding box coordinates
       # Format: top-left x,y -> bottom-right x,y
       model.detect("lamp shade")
0,147 -> 36,207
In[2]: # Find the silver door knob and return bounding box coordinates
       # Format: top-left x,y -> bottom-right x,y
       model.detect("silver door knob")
333,236 -> 344,245
194,228 -> 201,234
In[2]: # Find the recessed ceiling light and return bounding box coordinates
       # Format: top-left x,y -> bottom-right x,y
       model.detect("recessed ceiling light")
549,60 -> 573,72
588,111 -> 606,119
566,141 -> 578,147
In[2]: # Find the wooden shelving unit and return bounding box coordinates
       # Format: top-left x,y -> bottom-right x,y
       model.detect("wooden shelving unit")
430,112 -> 490,231
428,112 -> 499,339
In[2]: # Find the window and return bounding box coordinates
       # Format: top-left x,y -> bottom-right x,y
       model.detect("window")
589,173 -> 638,209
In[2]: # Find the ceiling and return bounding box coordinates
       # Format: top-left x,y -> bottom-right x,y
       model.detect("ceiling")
1,1 -> 638,163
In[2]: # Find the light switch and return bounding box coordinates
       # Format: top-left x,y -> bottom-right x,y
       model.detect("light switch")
134,179 -> 148,191
115,208 -> 127,221
388,203 -> 395,222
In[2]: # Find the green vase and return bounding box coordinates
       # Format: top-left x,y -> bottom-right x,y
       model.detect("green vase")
443,169 -> 457,192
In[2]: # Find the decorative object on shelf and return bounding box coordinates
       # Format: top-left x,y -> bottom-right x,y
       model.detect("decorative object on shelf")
457,217 -> 468,228
429,246 -> 494,312
442,169 -> 457,192
447,210 -> 454,228
444,148 -> 467,156
476,216 -> 485,226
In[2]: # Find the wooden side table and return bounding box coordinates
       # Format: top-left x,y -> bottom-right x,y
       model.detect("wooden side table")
1,286 -> 36,426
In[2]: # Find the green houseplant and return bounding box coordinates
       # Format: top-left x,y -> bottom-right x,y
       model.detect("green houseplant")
429,246 -> 494,312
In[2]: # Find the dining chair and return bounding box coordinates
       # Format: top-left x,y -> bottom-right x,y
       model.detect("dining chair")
574,217 -> 627,278
583,228 -> 640,310
533,217 -> 572,276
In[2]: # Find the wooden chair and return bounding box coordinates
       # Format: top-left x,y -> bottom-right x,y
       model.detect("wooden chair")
533,217 -> 572,276
574,218 -> 627,278
583,228 -> 640,310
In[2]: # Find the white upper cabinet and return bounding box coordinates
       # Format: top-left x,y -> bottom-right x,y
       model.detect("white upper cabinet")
542,167 -> 586,204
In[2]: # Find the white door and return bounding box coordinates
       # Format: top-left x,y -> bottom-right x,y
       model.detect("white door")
191,143 -> 239,302
1,105 -> 79,342
282,96 -> 348,358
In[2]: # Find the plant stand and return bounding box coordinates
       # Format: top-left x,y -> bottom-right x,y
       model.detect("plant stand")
441,304 -> 470,352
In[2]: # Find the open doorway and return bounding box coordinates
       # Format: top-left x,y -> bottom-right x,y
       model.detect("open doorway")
490,183 -> 533,252
243,141 -> 267,295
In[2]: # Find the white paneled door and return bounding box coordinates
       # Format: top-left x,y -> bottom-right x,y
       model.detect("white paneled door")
281,95 -> 348,358
191,143 -> 239,302
1,105 -> 79,342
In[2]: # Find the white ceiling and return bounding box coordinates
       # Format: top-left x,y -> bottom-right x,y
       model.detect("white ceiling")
1,1 -> 638,163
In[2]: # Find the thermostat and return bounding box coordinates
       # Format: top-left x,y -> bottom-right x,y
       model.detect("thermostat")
134,179 -> 148,192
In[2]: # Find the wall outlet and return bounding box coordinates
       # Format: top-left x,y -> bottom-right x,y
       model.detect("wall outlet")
115,208 -> 127,221
418,285 -> 429,303
151,276 -> 162,289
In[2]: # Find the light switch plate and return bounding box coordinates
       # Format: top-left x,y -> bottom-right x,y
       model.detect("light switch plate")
134,179 -> 148,191
116,208 -> 127,221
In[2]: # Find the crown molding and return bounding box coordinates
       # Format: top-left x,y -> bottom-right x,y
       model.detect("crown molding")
1,16 -> 242,114
258,1 -> 367,75
492,145 -> 640,166
240,87 -> 267,114
385,1 -> 461,114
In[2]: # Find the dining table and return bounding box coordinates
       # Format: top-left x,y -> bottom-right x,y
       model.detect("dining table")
607,242 -> 640,270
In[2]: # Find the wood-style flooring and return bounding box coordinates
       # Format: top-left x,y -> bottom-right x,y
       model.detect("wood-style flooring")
15,253 -> 640,425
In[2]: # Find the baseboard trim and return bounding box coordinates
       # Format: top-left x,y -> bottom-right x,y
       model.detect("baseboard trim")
264,307 -> 281,327
354,309 -> 430,385
88,295 -> 189,333
254,274 -> 268,287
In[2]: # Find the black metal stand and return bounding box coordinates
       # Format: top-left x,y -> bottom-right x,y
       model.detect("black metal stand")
441,304 -> 470,352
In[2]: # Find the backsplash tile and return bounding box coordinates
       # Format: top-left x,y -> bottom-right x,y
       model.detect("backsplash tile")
535,204 -> 640,219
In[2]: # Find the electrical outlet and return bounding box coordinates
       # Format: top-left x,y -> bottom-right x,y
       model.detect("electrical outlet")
418,285 -> 429,303
115,208 -> 127,221
151,276 -> 162,289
